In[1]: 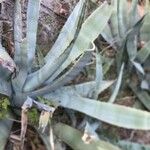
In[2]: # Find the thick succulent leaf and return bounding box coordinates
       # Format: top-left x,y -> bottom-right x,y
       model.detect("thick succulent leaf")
127,35 -> 137,61
141,80 -> 149,90
118,140 -> 150,150
65,2 -> 113,68
136,41 -> 150,63
45,88 -> 150,130
93,51 -> 103,99
72,81 -> 114,98
12,39 -> 28,92
127,16 -> 144,61
45,0 -> 86,63
131,61 -> 145,75
30,50 -> 93,96
117,0 -> 128,38
45,43 -> 94,84
116,15 -> 144,71
23,0 -> 86,92
0,77 -> 11,97
109,0 -> 120,47
14,0 -> 22,63
129,83 -> 150,111
54,123 -> 121,150
23,44 -> 72,92
27,0 -> 41,69
0,119 -> 13,150
46,2 -> 113,84
126,0 -> 140,61
141,11 -> 150,42
116,39 -> 127,73
109,63 -> 124,103
30,80 -> 114,98
128,0 -> 139,28
0,45 -> 16,73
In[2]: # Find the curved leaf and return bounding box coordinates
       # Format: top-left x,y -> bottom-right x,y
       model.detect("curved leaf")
23,44 -> 72,92
54,123 -> 121,150
46,2 -> 113,85
0,77 -> 11,97
108,63 -> 124,103
23,0 -> 86,91
0,45 -> 16,73
136,41 -> 150,63
29,50 -> 93,96
0,119 -> 13,150
45,0 -> 86,63
45,88 -> 150,130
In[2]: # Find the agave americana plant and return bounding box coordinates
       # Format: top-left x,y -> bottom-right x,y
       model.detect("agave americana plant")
0,0 -> 150,149
101,0 -> 150,108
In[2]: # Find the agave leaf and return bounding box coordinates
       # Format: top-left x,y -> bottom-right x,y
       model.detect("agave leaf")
145,0 -> 150,12
141,11 -> 150,42
126,0 -> 140,61
30,50 -> 93,96
45,43 -> 94,84
31,80 -> 114,99
0,119 -> 13,150
129,83 -> 150,111
127,15 -> 144,61
46,2 -> 113,84
141,80 -> 149,90
35,80 -> 113,100
0,45 -> 16,73
65,2 -> 113,67
54,123 -> 121,150
131,61 -> 145,75
14,0 -> 22,63
117,0 -> 128,38
45,88 -> 150,129
109,0 -> 120,47
118,140 -> 150,150
108,63 -> 124,103
116,15 -> 144,72
136,41 -> 150,63
127,35 -> 137,61
23,44 -> 72,92
73,80 -> 114,98
93,51 -> 103,99
12,39 -> 28,91
45,0 -> 86,63
0,77 -> 11,97
128,0 -> 139,28
116,38 -> 127,73
27,0 -> 41,69
23,0 -> 86,92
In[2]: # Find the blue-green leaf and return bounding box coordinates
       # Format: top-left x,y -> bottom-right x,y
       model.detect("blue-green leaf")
27,0 -> 41,69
